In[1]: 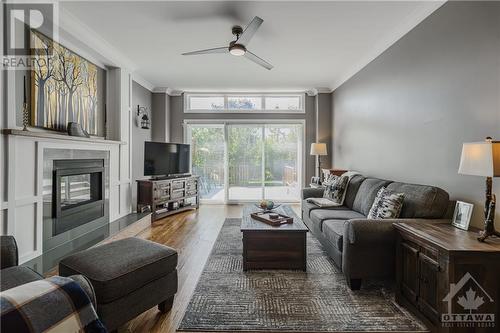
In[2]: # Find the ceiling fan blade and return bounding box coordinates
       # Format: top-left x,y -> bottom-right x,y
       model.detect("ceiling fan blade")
182,47 -> 228,56
244,50 -> 273,70
237,16 -> 263,46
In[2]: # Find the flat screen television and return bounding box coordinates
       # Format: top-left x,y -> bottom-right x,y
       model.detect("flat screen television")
144,142 -> 190,177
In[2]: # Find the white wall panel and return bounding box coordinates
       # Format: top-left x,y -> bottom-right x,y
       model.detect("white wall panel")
14,203 -> 38,262
15,138 -> 37,198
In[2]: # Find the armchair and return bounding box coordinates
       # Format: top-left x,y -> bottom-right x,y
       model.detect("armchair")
0,235 -> 96,307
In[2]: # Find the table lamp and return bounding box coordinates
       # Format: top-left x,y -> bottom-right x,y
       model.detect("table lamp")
310,143 -> 327,184
458,137 -> 500,241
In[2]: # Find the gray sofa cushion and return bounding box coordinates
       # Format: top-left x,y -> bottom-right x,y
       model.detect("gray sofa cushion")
352,178 -> 392,215
344,175 -> 366,209
59,237 -> 178,304
302,201 -> 321,218
0,266 -> 42,291
386,182 -> 449,219
310,209 -> 365,231
322,220 -> 347,251
302,201 -> 349,218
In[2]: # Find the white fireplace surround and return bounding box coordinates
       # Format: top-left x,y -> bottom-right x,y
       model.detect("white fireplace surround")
3,132 -> 130,264
1,66 -> 134,264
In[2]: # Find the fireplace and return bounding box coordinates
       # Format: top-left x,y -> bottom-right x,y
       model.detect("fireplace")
52,159 -> 105,235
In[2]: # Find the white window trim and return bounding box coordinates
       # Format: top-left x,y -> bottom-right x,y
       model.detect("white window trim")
184,92 -> 306,114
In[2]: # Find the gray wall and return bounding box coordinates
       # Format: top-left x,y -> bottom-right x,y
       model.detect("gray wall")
317,93 -> 332,169
169,94 -> 321,185
332,1 -> 500,228
131,81 -> 153,210
152,92 -> 170,142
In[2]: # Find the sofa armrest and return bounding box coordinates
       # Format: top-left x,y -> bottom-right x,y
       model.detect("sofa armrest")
68,274 -> 97,309
345,219 -> 397,245
1,235 -> 19,269
342,218 -> 450,281
302,187 -> 324,200
345,218 -> 451,245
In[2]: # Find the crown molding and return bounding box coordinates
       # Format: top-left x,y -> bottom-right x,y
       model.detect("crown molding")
152,87 -> 168,93
306,88 -> 333,96
167,88 -> 184,96
316,87 -> 333,94
131,73 -> 155,92
306,89 -> 317,97
151,87 -> 183,96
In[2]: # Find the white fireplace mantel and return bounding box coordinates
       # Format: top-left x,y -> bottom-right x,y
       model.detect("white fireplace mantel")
3,129 -> 126,145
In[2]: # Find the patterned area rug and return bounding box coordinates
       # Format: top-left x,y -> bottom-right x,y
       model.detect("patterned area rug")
178,218 -> 427,332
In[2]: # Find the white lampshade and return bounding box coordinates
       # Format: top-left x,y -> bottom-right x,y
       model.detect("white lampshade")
310,143 -> 327,156
458,141 -> 500,177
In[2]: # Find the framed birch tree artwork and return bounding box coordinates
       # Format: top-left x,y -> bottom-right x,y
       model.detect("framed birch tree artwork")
31,30 -> 101,135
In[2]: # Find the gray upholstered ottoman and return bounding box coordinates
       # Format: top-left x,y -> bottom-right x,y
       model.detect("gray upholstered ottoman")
59,237 -> 178,332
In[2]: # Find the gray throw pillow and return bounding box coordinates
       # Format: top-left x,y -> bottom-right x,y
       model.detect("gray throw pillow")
323,175 -> 349,205
367,187 -> 405,219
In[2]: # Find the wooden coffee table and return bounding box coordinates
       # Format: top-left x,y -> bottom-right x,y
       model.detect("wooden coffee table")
241,205 -> 308,271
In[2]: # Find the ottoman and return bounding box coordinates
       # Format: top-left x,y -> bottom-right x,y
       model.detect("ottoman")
59,237 -> 178,332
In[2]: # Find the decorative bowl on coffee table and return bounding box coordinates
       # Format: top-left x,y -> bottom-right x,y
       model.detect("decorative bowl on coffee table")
254,200 -> 281,212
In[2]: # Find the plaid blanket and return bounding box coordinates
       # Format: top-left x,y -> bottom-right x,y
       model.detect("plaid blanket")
1,276 -> 106,333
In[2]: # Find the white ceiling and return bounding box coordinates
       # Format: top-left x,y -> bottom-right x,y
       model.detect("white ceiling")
60,1 -> 444,92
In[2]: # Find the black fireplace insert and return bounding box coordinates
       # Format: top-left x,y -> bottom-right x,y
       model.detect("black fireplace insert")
52,159 -> 105,235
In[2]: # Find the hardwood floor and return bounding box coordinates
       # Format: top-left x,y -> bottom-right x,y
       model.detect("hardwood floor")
119,204 -> 300,333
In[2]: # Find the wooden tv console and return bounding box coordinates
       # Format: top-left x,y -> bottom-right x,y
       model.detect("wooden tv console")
137,175 -> 200,222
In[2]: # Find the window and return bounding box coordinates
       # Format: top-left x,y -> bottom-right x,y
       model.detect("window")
227,96 -> 262,110
184,93 -> 304,113
265,96 -> 301,111
188,96 -> 224,110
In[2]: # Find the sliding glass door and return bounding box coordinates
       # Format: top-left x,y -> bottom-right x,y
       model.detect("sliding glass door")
264,124 -> 301,201
227,125 -> 264,201
186,124 -> 225,202
186,121 -> 303,203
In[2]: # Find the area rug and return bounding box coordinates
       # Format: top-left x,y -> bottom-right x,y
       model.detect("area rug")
178,218 -> 427,332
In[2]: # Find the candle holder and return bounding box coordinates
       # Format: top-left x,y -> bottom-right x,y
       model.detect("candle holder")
22,102 -> 29,131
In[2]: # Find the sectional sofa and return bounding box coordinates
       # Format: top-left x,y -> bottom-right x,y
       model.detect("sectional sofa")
302,174 -> 451,290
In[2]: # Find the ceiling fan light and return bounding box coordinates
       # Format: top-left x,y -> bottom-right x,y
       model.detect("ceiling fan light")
229,44 -> 246,56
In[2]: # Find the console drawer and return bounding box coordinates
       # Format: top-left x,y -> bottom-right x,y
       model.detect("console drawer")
172,180 -> 184,190
171,189 -> 185,199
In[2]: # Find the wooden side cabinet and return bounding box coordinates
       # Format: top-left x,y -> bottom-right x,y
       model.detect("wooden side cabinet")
137,175 -> 200,222
395,222 -> 500,333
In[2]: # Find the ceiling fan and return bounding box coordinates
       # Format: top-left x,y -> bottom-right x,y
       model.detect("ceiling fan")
182,16 -> 273,70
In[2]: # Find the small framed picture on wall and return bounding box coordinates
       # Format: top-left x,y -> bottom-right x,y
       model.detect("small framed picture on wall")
451,201 -> 474,231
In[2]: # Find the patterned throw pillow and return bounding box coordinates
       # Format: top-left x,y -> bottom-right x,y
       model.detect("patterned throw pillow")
323,174 -> 338,185
323,175 -> 349,205
367,187 -> 405,219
